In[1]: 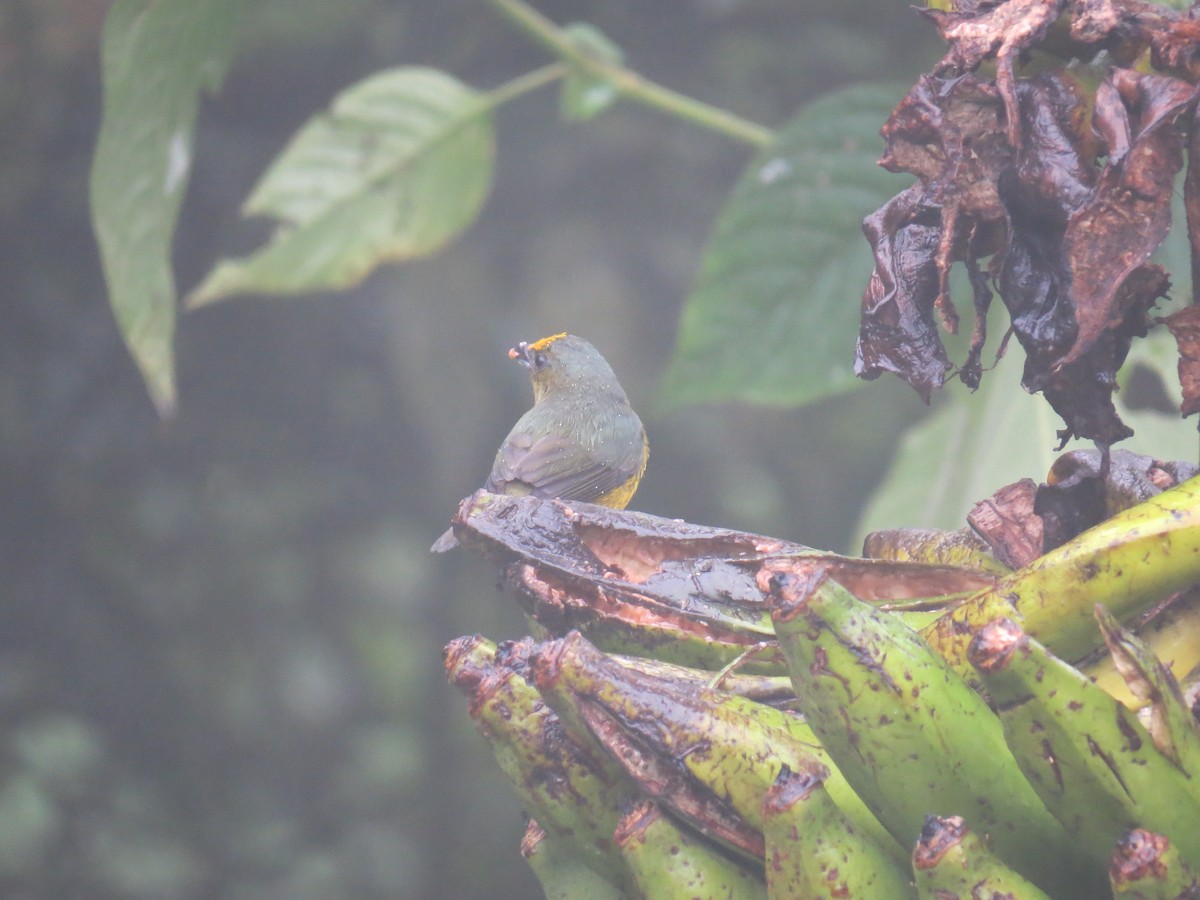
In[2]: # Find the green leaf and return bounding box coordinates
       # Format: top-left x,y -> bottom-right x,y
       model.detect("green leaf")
660,82 -> 910,409
852,350 -> 1061,544
89,0 -> 245,416
187,67 -> 495,307
559,23 -> 622,121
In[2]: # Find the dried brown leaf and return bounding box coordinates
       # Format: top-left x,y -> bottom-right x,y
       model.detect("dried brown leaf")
925,0 -> 1067,145
967,477 -> 1044,568
1165,304 -> 1200,417
1060,71 -> 1195,368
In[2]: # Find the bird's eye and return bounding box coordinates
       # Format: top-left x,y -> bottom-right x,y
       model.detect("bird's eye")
533,351 -> 547,370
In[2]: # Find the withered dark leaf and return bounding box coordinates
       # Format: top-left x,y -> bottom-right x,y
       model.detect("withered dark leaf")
993,75 -> 1097,379
1164,304 -> 1200,417
1068,0 -> 1125,45
1060,70 -> 1195,368
855,185 -> 952,401
1003,74 -> 1096,223
1148,16 -> 1200,81
877,75 -> 1012,348
967,478 -> 1043,569
859,5 -> 1195,446
959,254 -> 995,389
1037,264 -> 1165,447
1072,0 -> 1200,82
881,75 -> 1010,221
924,0 -> 1067,146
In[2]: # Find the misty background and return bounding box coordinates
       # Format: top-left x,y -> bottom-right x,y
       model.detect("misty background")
3,1 -> 939,896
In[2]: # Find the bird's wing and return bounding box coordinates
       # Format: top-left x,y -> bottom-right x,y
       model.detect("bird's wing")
486,429 -> 643,502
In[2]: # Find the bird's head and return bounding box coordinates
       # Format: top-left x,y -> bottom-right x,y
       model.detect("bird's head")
509,333 -> 627,404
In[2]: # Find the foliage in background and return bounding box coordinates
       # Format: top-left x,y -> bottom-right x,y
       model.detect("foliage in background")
90,0 -> 245,415
91,0 -> 1198,541
74,0 -> 1200,894
16,1 -> 939,896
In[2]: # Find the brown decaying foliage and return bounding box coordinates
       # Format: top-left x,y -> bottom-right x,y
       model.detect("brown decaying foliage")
856,0 -> 1200,447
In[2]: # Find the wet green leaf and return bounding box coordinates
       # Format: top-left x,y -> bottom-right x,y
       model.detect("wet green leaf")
187,68 -> 494,307
661,82 -> 909,409
90,0 -> 245,415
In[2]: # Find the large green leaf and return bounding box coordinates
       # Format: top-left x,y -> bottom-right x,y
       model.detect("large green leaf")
851,352 -> 1060,545
660,82 -> 910,409
90,0 -> 244,416
187,68 -> 495,307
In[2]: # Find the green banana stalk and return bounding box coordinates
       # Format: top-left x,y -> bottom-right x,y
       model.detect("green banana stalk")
761,764 -> 915,899
1109,829 -> 1200,898
923,473 -> 1200,677
605,648 -> 902,861
530,629 -> 899,862
1095,604 -> 1200,771
861,526 -> 1010,575
443,634 -> 637,886
968,617 -> 1200,870
529,631 -> 764,858
615,800 -> 766,899
606,652 -> 796,706
911,815 -> 1052,900
520,819 -> 625,900
1086,588 -> 1200,711
765,562 -> 1102,898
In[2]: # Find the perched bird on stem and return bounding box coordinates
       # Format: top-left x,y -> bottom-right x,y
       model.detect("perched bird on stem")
431,333 -> 648,552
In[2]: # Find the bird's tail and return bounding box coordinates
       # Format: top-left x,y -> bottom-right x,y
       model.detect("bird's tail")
430,527 -> 459,553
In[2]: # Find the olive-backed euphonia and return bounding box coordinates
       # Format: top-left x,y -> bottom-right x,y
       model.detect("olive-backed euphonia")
431,333 -> 648,552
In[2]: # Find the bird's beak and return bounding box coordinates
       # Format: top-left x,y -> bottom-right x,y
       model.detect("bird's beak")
508,341 -> 534,368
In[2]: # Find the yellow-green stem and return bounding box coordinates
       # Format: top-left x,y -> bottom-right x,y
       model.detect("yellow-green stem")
488,62 -> 567,107
484,0 -> 774,147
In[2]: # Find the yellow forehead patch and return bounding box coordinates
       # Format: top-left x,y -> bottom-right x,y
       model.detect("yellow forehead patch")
529,332 -> 568,352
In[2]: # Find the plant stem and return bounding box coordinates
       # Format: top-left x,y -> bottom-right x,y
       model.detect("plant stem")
488,62 -> 567,107
484,0 -> 775,147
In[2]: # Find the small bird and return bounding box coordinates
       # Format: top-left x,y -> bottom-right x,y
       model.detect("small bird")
431,333 -> 648,552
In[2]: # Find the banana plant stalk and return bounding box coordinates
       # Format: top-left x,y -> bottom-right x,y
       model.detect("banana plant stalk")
912,815 -> 1052,899
861,526 -> 1010,574
761,765 -> 915,899
968,617 -> 1200,870
444,634 -> 637,886
924,473 -> 1200,677
615,801 -> 766,899
765,563 -> 1102,897
1094,604 -> 1200,769
520,819 -> 625,900
1108,829 -> 1200,898
531,630 -> 898,861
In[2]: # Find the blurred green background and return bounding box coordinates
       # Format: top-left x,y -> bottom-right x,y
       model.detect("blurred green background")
2,1 -> 939,896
